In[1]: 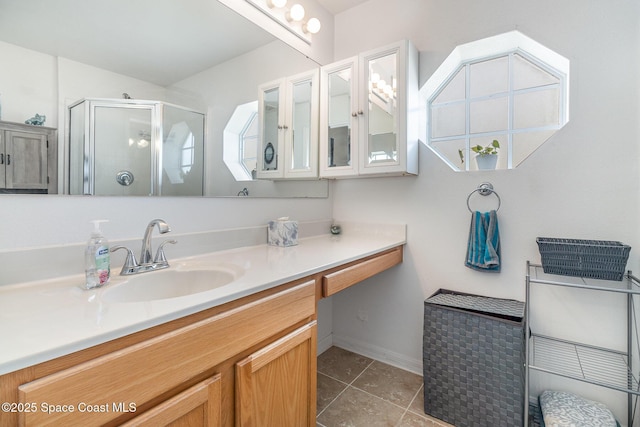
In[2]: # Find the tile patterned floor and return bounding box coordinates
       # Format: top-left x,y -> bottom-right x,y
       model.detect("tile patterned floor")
317,346 -> 454,427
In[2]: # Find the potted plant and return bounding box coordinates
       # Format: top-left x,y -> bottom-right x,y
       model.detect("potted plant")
472,139 -> 500,170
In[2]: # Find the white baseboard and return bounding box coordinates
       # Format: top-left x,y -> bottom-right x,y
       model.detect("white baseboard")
317,333 -> 334,355
321,333 -> 423,376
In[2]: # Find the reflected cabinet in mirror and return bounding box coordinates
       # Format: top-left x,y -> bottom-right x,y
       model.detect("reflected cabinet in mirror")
0,121 -> 57,194
319,40 -> 419,178
256,69 -> 319,180
69,99 -> 204,196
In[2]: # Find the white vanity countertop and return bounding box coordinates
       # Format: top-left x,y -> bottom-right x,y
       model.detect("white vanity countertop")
0,226 -> 405,375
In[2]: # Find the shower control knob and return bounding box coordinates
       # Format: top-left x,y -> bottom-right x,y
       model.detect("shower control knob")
116,170 -> 134,186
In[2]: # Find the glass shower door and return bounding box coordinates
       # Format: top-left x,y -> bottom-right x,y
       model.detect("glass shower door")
160,105 -> 204,196
93,105 -> 154,196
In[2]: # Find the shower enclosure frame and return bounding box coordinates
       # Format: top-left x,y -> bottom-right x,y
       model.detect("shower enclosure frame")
67,98 -> 206,196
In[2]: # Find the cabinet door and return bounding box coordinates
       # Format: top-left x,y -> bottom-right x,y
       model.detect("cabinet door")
0,131 -> 5,188
257,79 -> 285,179
5,130 -> 48,189
121,374 -> 221,427
284,69 -> 319,179
358,40 -> 419,176
359,44 -> 401,174
319,57 -> 359,177
236,322 -> 317,427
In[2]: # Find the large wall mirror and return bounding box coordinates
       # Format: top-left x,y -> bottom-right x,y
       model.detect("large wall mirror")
0,0 -> 328,197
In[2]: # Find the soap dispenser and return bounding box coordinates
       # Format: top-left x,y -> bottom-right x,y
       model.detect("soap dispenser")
83,220 -> 110,289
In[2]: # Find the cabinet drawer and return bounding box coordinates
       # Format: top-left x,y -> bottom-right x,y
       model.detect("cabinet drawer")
18,280 -> 315,426
322,246 -> 402,297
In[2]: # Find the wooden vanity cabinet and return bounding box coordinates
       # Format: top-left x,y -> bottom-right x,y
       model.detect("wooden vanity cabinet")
4,279 -> 316,427
236,322 -> 317,426
0,244 -> 403,427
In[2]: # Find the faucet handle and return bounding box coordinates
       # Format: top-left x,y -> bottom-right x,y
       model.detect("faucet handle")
154,239 -> 177,264
111,246 -> 139,275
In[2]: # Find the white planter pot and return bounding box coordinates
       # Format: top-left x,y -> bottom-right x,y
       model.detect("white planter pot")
475,154 -> 498,170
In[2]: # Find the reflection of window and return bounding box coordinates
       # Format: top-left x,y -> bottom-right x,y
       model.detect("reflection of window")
240,112 -> 258,177
224,101 -> 258,181
181,132 -> 195,175
421,31 -> 569,171
164,121 -> 194,184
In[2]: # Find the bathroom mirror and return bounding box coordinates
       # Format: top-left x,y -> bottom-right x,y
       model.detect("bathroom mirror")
0,0 -> 328,198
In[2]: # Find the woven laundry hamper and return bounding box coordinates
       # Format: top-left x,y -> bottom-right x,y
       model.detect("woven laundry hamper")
423,289 -> 526,427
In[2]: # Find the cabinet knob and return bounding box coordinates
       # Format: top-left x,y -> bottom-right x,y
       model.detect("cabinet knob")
358,110 -> 364,116
351,112 -> 358,117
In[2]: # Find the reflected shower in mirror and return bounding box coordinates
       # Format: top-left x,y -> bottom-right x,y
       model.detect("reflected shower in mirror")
69,99 -> 204,196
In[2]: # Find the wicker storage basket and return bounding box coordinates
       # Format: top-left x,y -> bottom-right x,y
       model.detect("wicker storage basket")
423,289 -> 525,427
536,237 -> 631,281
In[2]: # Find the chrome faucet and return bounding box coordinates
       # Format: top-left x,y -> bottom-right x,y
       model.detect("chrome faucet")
111,219 -> 177,276
140,219 -> 171,264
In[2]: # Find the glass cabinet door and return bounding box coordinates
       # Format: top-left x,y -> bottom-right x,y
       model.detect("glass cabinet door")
362,49 -> 399,169
257,82 -> 283,178
320,57 -> 358,177
285,69 -> 319,178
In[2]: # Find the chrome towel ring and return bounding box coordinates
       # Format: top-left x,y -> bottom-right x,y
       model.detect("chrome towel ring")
467,182 -> 501,213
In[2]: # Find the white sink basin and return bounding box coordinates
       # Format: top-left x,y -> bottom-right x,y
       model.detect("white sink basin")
102,265 -> 242,303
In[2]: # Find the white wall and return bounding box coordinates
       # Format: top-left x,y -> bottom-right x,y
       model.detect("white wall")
0,41 -> 57,124
328,0 -> 640,419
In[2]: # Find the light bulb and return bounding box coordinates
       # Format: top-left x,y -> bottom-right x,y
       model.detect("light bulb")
303,17 -> 321,34
267,0 -> 287,7
287,3 -> 305,22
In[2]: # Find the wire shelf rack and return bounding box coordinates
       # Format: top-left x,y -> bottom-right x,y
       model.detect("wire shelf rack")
525,262 -> 640,426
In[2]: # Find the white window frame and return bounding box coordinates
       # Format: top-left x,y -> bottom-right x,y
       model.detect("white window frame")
420,31 -> 570,171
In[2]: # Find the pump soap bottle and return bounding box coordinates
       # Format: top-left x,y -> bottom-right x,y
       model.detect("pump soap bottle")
83,220 -> 110,289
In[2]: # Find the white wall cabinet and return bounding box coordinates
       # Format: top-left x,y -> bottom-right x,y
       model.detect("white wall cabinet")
319,40 -> 419,178
257,69 -> 319,180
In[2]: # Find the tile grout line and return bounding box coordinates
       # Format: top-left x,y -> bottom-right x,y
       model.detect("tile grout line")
316,359 -> 376,420
395,383 -> 424,426
318,353 -> 447,426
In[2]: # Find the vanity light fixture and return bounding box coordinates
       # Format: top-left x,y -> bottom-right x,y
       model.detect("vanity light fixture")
286,3 -> 305,22
244,0 -> 321,44
303,17 -> 321,34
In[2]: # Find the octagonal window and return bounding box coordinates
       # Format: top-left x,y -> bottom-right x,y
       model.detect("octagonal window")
224,101 -> 258,181
421,31 -> 569,171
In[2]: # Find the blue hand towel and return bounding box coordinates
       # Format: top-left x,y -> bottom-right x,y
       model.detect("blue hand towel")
465,210 -> 501,272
